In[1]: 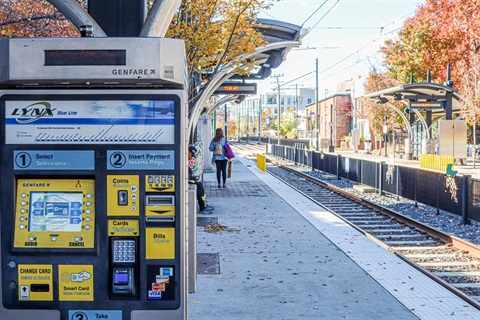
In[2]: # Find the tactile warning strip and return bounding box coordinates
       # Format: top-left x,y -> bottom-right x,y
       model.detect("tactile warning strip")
205,181 -> 275,198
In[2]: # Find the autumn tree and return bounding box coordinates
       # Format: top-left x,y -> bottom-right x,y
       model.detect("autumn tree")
454,2 -> 480,146
227,119 -> 237,138
458,52 -> 480,146
166,0 -> 271,113
381,0 -> 480,136
0,0 -> 84,37
362,68 -> 401,138
1,0 -> 272,124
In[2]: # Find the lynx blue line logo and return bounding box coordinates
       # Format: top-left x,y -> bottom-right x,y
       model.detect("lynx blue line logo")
11,102 -> 57,124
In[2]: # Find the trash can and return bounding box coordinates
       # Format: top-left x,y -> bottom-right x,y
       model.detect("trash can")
365,140 -> 372,154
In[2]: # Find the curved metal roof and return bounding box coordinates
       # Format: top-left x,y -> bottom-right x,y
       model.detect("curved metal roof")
365,82 -> 462,112
229,18 -> 307,80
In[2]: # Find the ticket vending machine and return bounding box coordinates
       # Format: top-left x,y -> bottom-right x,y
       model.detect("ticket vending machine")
0,38 -> 187,320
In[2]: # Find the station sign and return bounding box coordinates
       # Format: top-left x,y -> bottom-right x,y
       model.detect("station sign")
408,101 -> 444,109
213,82 -> 257,95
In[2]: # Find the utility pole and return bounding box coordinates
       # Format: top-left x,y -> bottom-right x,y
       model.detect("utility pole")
272,74 -> 284,137
329,104 -> 334,152
315,58 -> 319,150
295,83 -> 299,138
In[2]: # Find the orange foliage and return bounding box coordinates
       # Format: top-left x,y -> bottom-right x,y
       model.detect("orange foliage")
0,0 -> 85,38
381,0 -> 480,87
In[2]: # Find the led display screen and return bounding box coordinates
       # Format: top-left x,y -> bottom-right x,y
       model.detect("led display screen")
29,192 -> 83,232
45,49 -> 127,66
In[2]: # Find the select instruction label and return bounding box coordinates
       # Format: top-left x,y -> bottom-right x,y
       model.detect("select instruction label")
14,150 -> 94,170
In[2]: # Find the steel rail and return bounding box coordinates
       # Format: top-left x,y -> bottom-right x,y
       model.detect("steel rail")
232,142 -> 480,310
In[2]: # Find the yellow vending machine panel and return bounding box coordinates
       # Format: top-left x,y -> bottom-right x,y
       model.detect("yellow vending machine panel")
145,175 -> 175,193
14,179 -> 95,249
145,175 -> 175,221
107,175 -> 140,216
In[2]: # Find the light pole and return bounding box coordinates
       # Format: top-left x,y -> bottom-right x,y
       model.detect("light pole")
315,58 -> 319,150
383,109 -> 387,157
257,97 -> 262,144
213,109 -> 217,131
237,102 -> 241,142
272,73 -> 284,137
328,104 -> 335,152
277,79 -> 281,137
224,104 -> 228,139
246,99 -> 250,142
295,83 -> 299,138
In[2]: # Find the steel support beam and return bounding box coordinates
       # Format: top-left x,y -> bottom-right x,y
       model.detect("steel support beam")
140,0 -> 182,37
47,0 -> 107,37
87,0 -> 145,37
206,95 -> 240,116
188,41 -> 302,137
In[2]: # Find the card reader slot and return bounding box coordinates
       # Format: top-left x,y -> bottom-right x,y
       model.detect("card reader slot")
146,216 -> 175,223
146,195 -> 174,206
31,284 -> 50,292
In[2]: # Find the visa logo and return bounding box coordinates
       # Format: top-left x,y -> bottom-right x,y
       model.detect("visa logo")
148,290 -> 162,299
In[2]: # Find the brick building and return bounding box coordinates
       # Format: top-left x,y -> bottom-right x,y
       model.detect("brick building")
305,93 -> 352,148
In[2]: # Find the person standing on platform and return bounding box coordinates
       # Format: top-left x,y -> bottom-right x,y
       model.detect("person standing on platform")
209,128 -> 229,188
188,146 -> 214,214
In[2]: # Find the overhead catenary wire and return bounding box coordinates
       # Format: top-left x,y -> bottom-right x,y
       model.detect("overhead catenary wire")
301,0 -> 330,27
265,0 -> 463,92
308,0 -> 340,32
302,0 -> 463,83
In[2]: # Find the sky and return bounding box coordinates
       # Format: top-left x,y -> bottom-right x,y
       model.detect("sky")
256,0 -> 423,96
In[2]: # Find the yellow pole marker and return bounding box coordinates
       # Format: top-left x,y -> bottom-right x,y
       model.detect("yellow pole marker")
257,154 -> 267,173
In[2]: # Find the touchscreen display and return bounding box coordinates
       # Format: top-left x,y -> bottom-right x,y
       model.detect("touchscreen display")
29,192 -> 83,232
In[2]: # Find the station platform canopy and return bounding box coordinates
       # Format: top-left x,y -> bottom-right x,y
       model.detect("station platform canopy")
365,82 -> 463,115
229,18 -> 306,81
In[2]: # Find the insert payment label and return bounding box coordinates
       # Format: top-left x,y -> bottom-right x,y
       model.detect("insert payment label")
107,150 -> 174,170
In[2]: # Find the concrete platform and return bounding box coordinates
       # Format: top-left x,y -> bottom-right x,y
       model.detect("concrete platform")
322,174 -> 338,180
188,154 -> 480,320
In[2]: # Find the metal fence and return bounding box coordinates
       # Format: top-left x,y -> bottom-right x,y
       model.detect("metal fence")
241,136 -> 310,149
266,144 -> 480,224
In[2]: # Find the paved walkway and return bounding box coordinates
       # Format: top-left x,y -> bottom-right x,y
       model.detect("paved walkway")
187,154 -> 480,320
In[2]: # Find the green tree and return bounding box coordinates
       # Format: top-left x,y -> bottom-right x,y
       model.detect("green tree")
279,108 -> 297,137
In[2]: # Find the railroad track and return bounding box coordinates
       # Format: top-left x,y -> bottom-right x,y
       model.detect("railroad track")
233,142 -> 480,308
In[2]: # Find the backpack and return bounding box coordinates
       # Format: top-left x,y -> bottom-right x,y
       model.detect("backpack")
214,142 -> 223,155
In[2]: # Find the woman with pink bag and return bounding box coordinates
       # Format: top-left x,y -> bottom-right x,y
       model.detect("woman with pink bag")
209,128 -> 233,188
